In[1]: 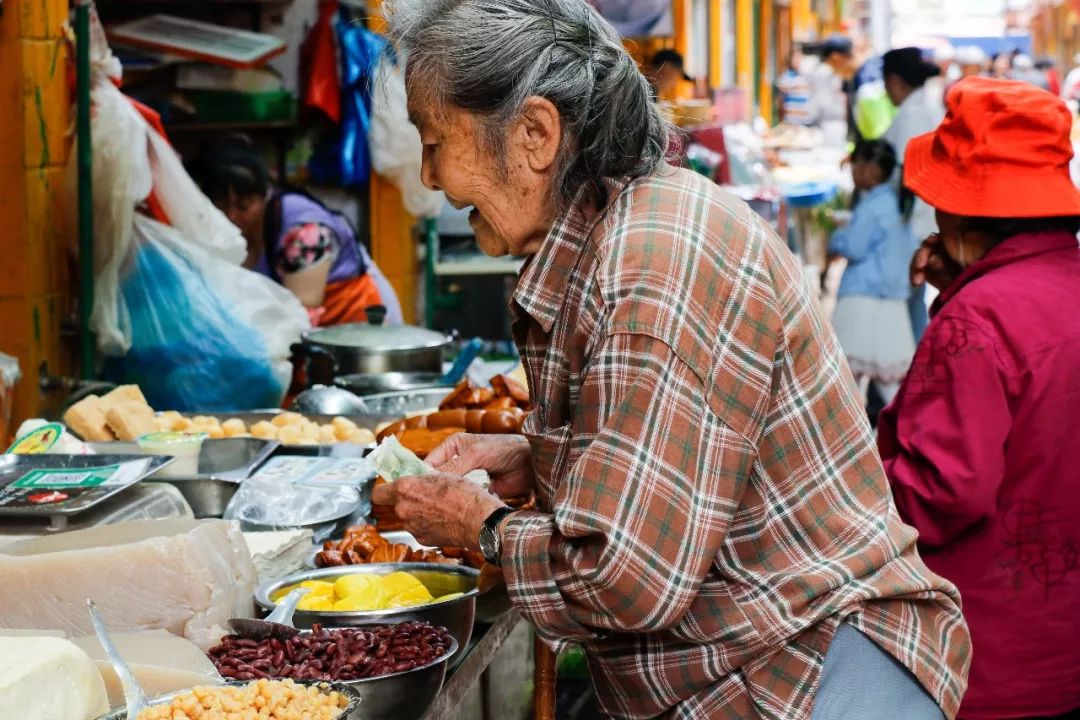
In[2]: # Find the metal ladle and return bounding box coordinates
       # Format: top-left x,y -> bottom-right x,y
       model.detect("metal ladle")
88,599 -> 147,720
228,587 -> 311,641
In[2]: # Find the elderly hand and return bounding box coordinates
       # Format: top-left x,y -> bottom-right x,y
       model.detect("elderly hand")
426,434 -> 535,500
371,474 -> 505,551
911,233 -> 963,292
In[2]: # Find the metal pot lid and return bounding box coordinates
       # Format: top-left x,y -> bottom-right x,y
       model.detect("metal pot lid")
304,323 -> 450,352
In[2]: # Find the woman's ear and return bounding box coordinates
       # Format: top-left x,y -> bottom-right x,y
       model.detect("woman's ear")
515,96 -> 562,173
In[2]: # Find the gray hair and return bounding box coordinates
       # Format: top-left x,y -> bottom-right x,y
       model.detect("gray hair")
383,0 -> 672,208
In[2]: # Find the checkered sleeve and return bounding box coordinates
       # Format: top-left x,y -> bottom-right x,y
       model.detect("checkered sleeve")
501,331 -> 754,647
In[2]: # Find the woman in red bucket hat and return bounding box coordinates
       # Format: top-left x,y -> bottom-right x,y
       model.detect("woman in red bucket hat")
878,76 -> 1080,719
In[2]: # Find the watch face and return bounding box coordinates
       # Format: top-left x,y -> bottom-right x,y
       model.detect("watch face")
479,527 -> 498,563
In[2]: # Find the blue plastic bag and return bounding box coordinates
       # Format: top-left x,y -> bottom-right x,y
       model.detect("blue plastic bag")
103,217 -> 302,411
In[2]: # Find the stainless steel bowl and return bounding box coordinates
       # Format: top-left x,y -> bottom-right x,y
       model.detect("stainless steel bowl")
95,680 -> 361,720
337,634 -> 457,720
255,564 -> 478,657
354,387 -> 449,415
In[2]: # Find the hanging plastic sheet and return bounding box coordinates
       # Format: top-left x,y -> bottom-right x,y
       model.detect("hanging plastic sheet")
301,0 -> 341,123
308,14 -> 386,187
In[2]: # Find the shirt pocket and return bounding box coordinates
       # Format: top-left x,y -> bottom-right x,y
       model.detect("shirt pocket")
522,421 -> 572,510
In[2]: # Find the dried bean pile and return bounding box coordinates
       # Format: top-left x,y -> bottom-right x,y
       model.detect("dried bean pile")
208,622 -> 453,682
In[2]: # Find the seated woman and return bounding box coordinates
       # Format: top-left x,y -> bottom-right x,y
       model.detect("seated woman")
880,77 -> 1080,720
198,142 -> 403,326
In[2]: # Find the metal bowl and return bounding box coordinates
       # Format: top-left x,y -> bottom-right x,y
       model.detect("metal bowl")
336,634 -> 457,720
335,372 -> 450,397
255,563 -> 478,658
354,387 -> 449,415
95,680 -> 361,720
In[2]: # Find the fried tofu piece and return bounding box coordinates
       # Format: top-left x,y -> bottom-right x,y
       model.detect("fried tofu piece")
105,402 -> 158,441
99,385 -> 148,412
63,395 -> 116,442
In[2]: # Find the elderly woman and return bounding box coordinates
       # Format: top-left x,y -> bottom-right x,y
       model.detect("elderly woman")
879,77 -> 1080,720
372,2 -> 970,718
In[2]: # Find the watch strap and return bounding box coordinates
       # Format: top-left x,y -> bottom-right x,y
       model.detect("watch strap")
481,506 -> 517,565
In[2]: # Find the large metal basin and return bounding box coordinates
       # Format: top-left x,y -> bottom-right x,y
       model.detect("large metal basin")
255,563 -> 478,660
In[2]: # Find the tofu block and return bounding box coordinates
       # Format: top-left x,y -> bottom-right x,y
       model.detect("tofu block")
63,395 -> 115,442
243,529 -> 314,583
0,636 -> 109,720
105,401 -> 157,441
99,384 -> 149,411
0,519 -> 256,651
70,629 -> 223,708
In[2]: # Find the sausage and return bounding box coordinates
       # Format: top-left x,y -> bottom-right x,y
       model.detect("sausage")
425,409 -> 467,429
472,389 -> 495,407
404,415 -> 429,429
482,396 -> 515,411
376,419 -> 407,442
490,375 -> 530,405
465,409 -> 486,433
480,409 -> 520,434
438,380 -> 475,410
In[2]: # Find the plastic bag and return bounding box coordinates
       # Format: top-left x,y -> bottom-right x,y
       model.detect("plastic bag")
370,57 -> 446,218
102,215 -> 305,411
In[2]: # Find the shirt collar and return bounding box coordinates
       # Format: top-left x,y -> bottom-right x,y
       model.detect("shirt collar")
931,230 -> 1080,315
513,176 -> 633,332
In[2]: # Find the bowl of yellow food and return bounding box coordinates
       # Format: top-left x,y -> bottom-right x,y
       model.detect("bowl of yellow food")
96,679 -> 360,720
255,564 -> 479,660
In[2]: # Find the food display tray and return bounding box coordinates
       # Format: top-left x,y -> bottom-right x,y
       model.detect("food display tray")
0,454 -> 174,526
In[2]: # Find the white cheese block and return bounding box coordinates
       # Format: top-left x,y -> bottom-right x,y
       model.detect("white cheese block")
71,629 -> 223,708
0,636 -> 109,720
0,519 -> 256,650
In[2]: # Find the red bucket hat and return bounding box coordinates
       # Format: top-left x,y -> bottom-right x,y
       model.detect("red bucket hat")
904,76 -> 1080,218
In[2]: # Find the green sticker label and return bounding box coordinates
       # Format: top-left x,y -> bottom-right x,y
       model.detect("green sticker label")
13,464 -> 122,489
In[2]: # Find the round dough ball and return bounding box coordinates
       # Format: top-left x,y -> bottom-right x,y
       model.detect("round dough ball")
222,418 -> 247,437
250,421 -> 277,440
153,416 -> 173,432
318,425 -> 338,444
271,412 -> 305,428
277,426 -> 304,445
171,417 -> 194,432
159,410 -> 183,423
206,426 -> 226,440
348,428 -> 376,445
331,416 -> 357,431
191,415 -> 217,427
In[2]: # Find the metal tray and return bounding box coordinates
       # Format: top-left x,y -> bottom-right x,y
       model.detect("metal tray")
354,388 -> 449,416
0,454 -> 173,527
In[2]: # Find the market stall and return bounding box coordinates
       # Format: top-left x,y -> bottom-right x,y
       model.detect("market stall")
0,369 -> 543,720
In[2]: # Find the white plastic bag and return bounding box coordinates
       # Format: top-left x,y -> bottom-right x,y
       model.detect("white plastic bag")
370,57 -> 445,219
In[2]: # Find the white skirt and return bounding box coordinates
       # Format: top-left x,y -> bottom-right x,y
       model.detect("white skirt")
832,295 -> 916,383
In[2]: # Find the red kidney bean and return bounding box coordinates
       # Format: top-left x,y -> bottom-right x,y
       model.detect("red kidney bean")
207,621 -> 453,682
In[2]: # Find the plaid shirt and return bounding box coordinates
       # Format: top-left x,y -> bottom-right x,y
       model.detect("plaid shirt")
501,167 -> 970,719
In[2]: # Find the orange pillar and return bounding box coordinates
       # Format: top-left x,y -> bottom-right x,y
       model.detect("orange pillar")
366,0 -> 418,324
0,0 -> 74,427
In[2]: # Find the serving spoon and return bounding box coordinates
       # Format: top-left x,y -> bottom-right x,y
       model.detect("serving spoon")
228,587 -> 311,641
88,599 -> 147,720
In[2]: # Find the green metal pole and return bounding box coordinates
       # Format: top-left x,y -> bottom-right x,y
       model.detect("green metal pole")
75,0 -> 95,379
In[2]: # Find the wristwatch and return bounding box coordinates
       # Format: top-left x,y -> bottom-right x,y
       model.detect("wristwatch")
479,506 -> 517,566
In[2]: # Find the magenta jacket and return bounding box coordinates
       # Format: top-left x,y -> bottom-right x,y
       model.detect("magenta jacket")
878,230 -> 1080,719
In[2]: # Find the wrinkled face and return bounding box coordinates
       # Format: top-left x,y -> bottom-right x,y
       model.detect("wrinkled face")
215,188 -> 265,245
409,85 -> 561,258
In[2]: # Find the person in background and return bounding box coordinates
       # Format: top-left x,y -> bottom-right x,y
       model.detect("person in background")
829,140 -> 917,404
646,48 -> 693,99
776,47 -> 817,126
198,141 -> 403,327
882,47 -> 945,343
1060,52 -> 1080,102
880,77 -> 1080,720
989,51 -> 1012,78
924,44 -> 956,108
954,45 -> 988,83
1009,54 -> 1050,91
1036,57 -> 1061,95
819,34 -> 893,141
